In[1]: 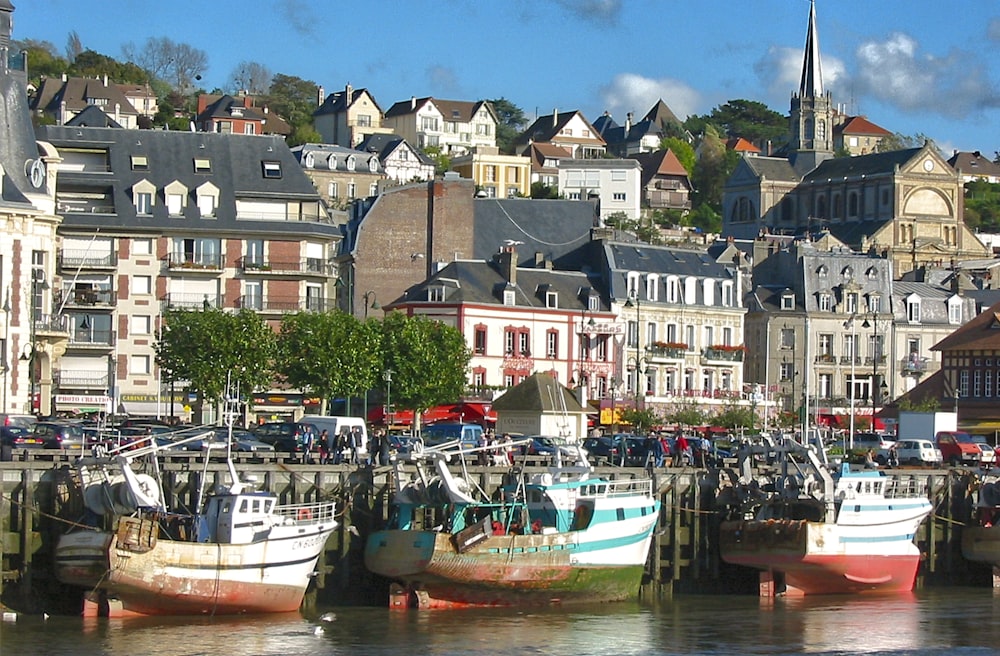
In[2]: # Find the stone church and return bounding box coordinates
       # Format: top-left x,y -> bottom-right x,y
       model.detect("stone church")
721,1 -> 990,277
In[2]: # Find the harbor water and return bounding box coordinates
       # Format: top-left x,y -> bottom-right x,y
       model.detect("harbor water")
5,588 -> 1000,655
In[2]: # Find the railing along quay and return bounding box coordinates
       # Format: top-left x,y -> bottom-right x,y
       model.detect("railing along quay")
0,451 -> 991,613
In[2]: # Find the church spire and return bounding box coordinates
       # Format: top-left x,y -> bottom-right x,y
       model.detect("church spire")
798,0 -> 823,98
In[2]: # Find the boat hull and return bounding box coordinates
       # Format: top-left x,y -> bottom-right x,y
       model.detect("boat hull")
55,518 -> 336,615
365,522 -> 654,608
719,518 -> 924,595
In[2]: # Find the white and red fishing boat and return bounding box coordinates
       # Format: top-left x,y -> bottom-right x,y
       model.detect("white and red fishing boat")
53,416 -> 337,615
364,441 -> 660,609
719,440 -> 931,595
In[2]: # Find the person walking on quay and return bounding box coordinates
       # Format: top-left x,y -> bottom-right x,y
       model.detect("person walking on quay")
699,435 -> 711,468
349,427 -> 362,465
650,434 -> 665,468
376,429 -> 391,466
333,428 -> 348,465
318,429 -> 330,465
674,433 -> 690,467
302,425 -> 316,464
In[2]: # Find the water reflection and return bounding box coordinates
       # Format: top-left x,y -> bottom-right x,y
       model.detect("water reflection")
7,589 -> 1000,656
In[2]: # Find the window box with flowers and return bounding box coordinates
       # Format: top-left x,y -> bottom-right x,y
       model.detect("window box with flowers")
647,340 -> 688,358
703,344 -> 746,361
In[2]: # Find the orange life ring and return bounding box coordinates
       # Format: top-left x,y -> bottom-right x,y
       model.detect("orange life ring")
297,508 -> 313,521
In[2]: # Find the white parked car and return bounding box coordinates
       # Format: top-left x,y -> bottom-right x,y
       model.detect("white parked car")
884,439 -> 942,467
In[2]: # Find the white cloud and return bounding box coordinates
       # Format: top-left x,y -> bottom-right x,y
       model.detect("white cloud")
426,65 -> 459,94
597,73 -> 701,121
553,0 -> 622,24
754,46 -> 847,107
854,32 -> 1000,118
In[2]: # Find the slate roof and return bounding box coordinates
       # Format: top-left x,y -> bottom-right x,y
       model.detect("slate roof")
291,142 -> 381,172
642,99 -> 682,130
355,133 -> 435,166
384,97 -> 495,123
37,125 -> 331,235
948,151 -> 1000,179
604,241 -> 738,301
31,76 -> 139,117
397,258 -> 609,311
313,87 -> 382,116
742,156 -> 800,183
197,94 -> 267,123
472,198 -> 597,268
803,147 -> 922,181
514,111 -> 606,148
491,372 -> 586,413
64,105 -> 123,128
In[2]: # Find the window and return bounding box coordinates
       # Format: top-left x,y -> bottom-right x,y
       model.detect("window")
546,331 -> 558,358
131,155 -> 148,170
597,335 -> 608,361
132,238 -> 152,255
503,289 -> 515,306
611,170 -> 626,182
262,161 -> 282,179
504,329 -> 515,355
130,354 -> 151,375
819,293 -> 832,312
347,183 -> 357,198
328,182 -> 339,197
867,295 -> 881,314
907,298 -> 921,323
948,299 -> 962,325
613,192 -> 626,201
243,281 -> 262,310
194,158 -> 211,173
347,156 -> 356,171
244,239 -> 264,266
474,326 -> 487,355
645,275 -> 658,301
133,275 -> 151,295
518,331 -> 530,356
131,315 -> 151,335
545,291 -> 558,308
627,320 -> 638,348
370,182 -> 379,196
780,362 -> 795,382
427,286 -> 445,302
781,293 -> 794,310
846,293 -> 858,314
819,333 -> 833,356
167,193 -> 184,216
780,328 -> 795,349
197,193 -> 216,217
135,191 -> 152,214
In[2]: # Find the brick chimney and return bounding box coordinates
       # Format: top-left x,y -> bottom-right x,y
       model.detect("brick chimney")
495,246 -> 518,286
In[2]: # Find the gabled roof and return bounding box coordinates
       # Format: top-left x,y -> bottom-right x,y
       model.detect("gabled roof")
527,142 -> 573,165
742,155 -> 800,183
197,94 -> 266,123
31,75 -> 139,116
726,137 -> 761,153
948,151 -> 1000,178
313,86 -> 383,117
591,113 -> 618,137
384,97 -> 496,124
515,110 -> 606,147
835,115 -> 891,137
630,149 -> 690,189
64,105 -> 123,128
933,300 -> 1000,352
642,99 -> 682,129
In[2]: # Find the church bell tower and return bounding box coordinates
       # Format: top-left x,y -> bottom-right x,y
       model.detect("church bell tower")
789,0 -> 834,173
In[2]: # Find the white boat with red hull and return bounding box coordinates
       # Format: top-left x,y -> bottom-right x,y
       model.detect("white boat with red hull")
719,439 -> 932,596
53,424 -> 338,616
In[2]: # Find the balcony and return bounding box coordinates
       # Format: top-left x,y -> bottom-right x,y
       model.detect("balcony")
34,313 -> 70,337
864,355 -> 888,367
238,257 -> 336,277
901,356 -> 929,375
840,356 -> 862,366
166,252 -> 223,272
68,329 -> 116,349
59,287 -> 116,307
164,293 -> 223,309
56,370 -> 110,389
814,353 -> 836,365
58,249 -> 118,270
646,343 -> 687,361
235,295 -> 331,313
702,346 -> 745,363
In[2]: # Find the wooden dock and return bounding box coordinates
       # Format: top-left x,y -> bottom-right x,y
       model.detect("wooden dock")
0,451 -> 989,613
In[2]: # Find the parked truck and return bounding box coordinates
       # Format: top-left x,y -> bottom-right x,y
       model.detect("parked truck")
898,411 -> 979,466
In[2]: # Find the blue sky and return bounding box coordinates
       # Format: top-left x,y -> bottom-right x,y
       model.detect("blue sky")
14,0 -> 1000,155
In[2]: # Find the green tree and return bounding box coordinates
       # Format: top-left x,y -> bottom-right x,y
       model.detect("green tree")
423,145 -> 451,176
666,402 -> 707,428
69,49 -> 149,84
487,97 -> 527,154
265,73 -> 319,135
530,182 -> 560,199
695,99 -> 787,144
710,404 -> 756,431
380,312 -> 470,416
618,407 -> 662,433
156,308 -> 277,411
276,311 -> 381,414
660,136 -> 696,175
17,39 -> 68,84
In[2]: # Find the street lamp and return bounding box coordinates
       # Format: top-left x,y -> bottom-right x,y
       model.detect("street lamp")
623,291 -> 642,397
383,368 -> 393,429
362,290 -> 379,319
844,314 -> 856,449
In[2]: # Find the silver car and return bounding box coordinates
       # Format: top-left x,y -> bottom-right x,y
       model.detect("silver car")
889,439 -> 942,466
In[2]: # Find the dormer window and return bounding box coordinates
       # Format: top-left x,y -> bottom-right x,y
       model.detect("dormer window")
369,158 -> 379,173
328,154 -> 338,170
347,155 -> 356,171
545,291 -> 558,308
427,286 -> 445,302
948,298 -> 962,324
503,289 -> 515,306
842,266 -> 853,280
817,264 -> 827,277
907,297 -> 922,323
846,292 -> 858,314
304,152 -> 315,168
781,292 -> 795,311
131,155 -> 148,171
587,295 -> 599,312
194,158 -> 211,173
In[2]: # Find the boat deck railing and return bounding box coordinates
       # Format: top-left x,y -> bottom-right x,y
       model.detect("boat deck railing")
276,500 -> 337,524
579,478 -> 654,499
883,476 -> 928,499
